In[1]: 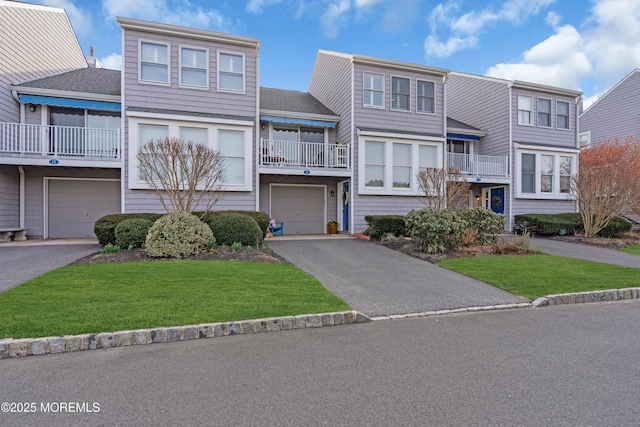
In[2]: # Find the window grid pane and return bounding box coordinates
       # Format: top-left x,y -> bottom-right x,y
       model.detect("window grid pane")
538,99 -> 551,127
521,153 -> 535,193
219,53 -> 244,91
365,141 -> 385,187
181,48 -> 207,87
541,154 -> 554,192
393,143 -> 411,188
141,43 -> 169,83
417,81 -> 434,113
557,101 -> 569,129
364,73 -> 383,107
560,156 -> 572,193
391,77 -> 410,111
518,96 -> 532,125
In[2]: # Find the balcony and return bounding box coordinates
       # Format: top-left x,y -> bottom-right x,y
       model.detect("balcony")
0,123 -> 121,167
259,138 -> 351,177
447,152 -> 508,178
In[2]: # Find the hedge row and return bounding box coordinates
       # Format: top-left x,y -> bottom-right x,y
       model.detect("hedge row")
195,210 -> 269,237
364,215 -> 407,240
514,213 -> 632,237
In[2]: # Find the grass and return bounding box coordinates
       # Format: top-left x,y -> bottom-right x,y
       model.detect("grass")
622,244 -> 640,255
439,254 -> 640,300
0,261 -> 350,339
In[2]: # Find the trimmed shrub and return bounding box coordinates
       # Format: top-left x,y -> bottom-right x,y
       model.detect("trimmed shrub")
145,212 -> 213,258
364,215 -> 407,240
95,213 -> 163,246
459,208 -> 505,245
115,218 -> 154,249
206,213 -> 263,246
514,213 -> 632,237
197,210 -> 270,237
406,208 -> 466,253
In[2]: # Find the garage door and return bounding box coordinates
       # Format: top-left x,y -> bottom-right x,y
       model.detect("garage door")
48,180 -> 121,238
271,185 -> 325,234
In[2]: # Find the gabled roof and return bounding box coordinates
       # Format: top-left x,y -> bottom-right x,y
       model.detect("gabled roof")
318,50 -> 449,77
260,87 -> 339,121
580,69 -> 640,116
13,68 -> 121,97
447,117 -> 486,139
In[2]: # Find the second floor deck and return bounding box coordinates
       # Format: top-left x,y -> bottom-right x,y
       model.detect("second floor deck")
259,138 -> 351,177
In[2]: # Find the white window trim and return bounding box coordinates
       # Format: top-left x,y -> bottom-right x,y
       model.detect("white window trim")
416,79 -> 436,115
537,97 -> 552,128
128,116 -> 252,191
579,131 -> 591,148
517,95 -> 534,126
390,75 -> 411,112
555,100 -> 571,131
357,134 -> 444,196
363,72 -> 385,109
515,147 -> 577,200
217,50 -> 245,94
138,39 -> 171,86
179,44 -> 209,90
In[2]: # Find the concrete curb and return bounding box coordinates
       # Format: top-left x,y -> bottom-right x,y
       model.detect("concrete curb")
369,302 -> 532,321
0,311 -> 371,360
531,287 -> 640,307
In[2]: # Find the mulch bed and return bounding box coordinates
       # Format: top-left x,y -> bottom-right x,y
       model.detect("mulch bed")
68,245 -> 289,266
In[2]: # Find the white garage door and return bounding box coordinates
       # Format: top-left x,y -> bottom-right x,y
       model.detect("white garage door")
48,180 -> 121,238
271,185 -> 325,234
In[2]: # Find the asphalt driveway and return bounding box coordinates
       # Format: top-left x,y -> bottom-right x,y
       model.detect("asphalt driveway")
266,238 -> 529,316
0,243 -> 100,293
531,238 -> 640,268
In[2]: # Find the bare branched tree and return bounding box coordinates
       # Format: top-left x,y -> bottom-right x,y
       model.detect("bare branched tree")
137,137 -> 225,213
416,167 -> 471,210
571,136 -> 640,237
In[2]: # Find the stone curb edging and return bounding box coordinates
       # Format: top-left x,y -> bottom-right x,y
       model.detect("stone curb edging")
369,302 -> 532,321
0,311 -> 371,360
531,287 -> 640,307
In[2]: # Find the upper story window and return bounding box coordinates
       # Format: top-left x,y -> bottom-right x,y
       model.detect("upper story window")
391,77 -> 410,111
180,46 -> 208,89
518,95 -> 533,125
538,98 -> 551,127
557,101 -> 570,129
363,73 -> 384,108
417,80 -> 435,114
140,41 -> 170,85
579,132 -> 591,148
218,52 -> 244,92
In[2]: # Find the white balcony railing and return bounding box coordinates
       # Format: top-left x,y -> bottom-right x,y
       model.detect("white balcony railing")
447,152 -> 508,177
0,123 -> 121,159
260,138 -> 350,169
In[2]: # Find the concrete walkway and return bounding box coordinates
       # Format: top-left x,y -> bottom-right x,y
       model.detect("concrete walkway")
531,238 -> 640,268
266,238 -> 529,317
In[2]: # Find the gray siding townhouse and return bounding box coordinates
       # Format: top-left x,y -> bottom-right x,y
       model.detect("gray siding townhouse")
447,73 -> 582,230
0,0 -> 116,238
579,69 -> 640,147
309,50 -> 450,233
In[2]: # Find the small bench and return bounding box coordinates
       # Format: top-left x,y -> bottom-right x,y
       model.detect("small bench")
269,220 -> 284,236
0,228 -> 28,242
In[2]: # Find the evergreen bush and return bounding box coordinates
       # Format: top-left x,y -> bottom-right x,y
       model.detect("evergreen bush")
206,213 -> 263,246
115,218 -> 154,249
145,212 -> 213,258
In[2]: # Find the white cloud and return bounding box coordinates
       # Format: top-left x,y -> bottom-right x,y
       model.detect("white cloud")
424,35 -> 478,58
355,0 -> 384,6
320,0 -> 351,39
38,0 -> 93,35
246,0 -> 283,14
545,11 -> 561,27
381,0 -> 420,32
100,53 -> 122,70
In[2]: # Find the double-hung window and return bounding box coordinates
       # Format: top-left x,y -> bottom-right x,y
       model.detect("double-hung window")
538,98 -> 551,127
559,156 -> 572,193
363,73 -> 384,108
391,77 -> 410,111
518,95 -> 533,125
218,130 -> 245,185
417,80 -> 435,113
392,143 -> 411,187
541,155 -> 554,193
218,52 -> 244,92
140,41 -> 169,84
365,141 -> 385,187
557,101 -> 570,129
180,46 -> 208,88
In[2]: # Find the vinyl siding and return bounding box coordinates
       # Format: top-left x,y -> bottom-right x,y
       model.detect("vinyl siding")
0,3 -> 86,123
353,195 -> 423,233
447,75 -> 510,157
512,199 -> 577,221
580,70 -> 640,145
511,88 -> 578,149
122,29 -> 258,118
22,167 -> 120,239
0,165 -> 19,228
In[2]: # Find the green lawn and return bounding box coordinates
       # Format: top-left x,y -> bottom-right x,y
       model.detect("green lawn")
0,261 -> 350,339
439,254 -> 640,300
622,244 -> 640,255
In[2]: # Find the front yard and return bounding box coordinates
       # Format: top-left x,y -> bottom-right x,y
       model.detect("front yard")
0,261 -> 350,339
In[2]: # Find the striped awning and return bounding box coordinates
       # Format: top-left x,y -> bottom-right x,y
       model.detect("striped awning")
20,95 -> 121,112
260,115 -> 336,128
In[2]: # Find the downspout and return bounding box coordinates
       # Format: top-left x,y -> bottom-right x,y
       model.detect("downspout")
442,73 -> 449,210
574,95 -> 581,214
507,83 -> 514,232
350,57 -> 355,234
255,41 -> 261,213
120,25 -> 126,214
18,166 -> 25,228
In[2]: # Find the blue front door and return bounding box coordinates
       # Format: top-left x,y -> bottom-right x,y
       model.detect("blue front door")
342,181 -> 349,231
490,187 -> 505,214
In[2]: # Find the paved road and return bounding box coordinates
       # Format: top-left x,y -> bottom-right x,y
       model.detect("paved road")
267,239 -> 528,316
531,237 -> 640,268
1,301 -> 639,426
0,244 -> 100,292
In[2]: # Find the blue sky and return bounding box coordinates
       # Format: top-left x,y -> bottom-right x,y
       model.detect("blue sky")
32,0 -> 640,107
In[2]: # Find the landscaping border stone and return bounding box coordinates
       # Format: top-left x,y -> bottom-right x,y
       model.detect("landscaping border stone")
0,311 -> 370,360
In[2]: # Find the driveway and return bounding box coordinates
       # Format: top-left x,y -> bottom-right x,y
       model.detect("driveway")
531,238 -> 640,268
0,241 -> 100,293
266,238 -> 529,316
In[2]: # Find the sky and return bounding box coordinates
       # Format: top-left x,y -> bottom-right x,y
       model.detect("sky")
28,0 -> 640,108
